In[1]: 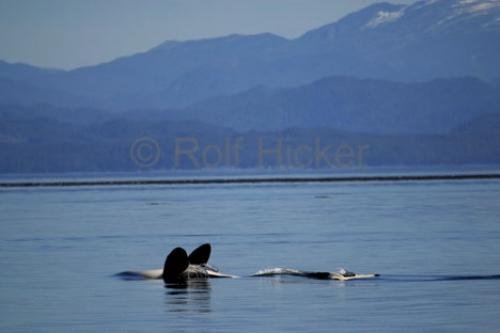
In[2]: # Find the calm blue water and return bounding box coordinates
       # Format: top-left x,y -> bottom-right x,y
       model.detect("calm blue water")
1,180 -> 500,332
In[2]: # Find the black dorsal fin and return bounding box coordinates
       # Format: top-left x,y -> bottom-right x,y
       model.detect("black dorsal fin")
188,243 -> 211,265
163,247 -> 189,282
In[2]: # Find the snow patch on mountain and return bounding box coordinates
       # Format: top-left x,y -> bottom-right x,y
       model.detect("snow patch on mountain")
430,0 -> 500,30
365,9 -> 404,28
468,2 -> 500,12
457,0 -> 500,13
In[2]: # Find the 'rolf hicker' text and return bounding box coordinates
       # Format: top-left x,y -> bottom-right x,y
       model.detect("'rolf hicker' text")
172,137 -> 369,169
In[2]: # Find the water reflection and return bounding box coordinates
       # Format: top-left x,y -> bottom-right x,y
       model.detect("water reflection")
164,279 -> 212,314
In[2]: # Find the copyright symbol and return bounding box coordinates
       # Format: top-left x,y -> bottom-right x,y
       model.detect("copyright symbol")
130,137 -> 161,168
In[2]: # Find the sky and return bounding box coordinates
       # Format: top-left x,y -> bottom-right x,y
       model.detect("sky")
0,0 -> 414,70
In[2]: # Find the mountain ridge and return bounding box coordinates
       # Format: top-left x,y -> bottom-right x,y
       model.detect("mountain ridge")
181,75 -> 500,134
1,103 -> 499,172
1,0 -> 499,110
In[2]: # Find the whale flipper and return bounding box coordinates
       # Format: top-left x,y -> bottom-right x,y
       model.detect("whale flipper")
188,243 -> 211,265
163,247 -> 189,282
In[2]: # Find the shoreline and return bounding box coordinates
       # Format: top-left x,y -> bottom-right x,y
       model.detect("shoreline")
1,173 -> 500,188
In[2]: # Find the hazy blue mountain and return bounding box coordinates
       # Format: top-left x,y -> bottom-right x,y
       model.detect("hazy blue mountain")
0,77 -> 95,107
181,76 -> 500,134
492,77 -> 500,87
1,0 -> 499,110
297,0 -> 500,81
0,33 -> 291,109
1,104 -> 499,173
0,60 -> 62,81
453,112 -> 500,137
3,75 -> 497,135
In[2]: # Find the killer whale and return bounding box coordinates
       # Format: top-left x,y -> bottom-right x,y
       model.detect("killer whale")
117,244 -> 374,282
252,267 -> 379,281
117,243 -> 236,282
118,247 -> 500,283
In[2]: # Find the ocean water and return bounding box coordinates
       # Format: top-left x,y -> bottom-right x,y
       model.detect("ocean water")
1,179 -> 500,332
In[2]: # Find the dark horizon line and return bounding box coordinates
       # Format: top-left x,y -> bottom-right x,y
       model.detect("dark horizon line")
1,173 -> 500,188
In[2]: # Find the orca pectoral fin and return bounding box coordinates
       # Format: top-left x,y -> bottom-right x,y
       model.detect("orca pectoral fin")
188,243 -> 211,265
163,247 -> 189,282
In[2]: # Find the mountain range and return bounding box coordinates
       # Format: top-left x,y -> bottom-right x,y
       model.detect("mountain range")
1,0 -> 500,110
180,76 -> 500,133
1,0 -> 500,172
1,103 -> 499,173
